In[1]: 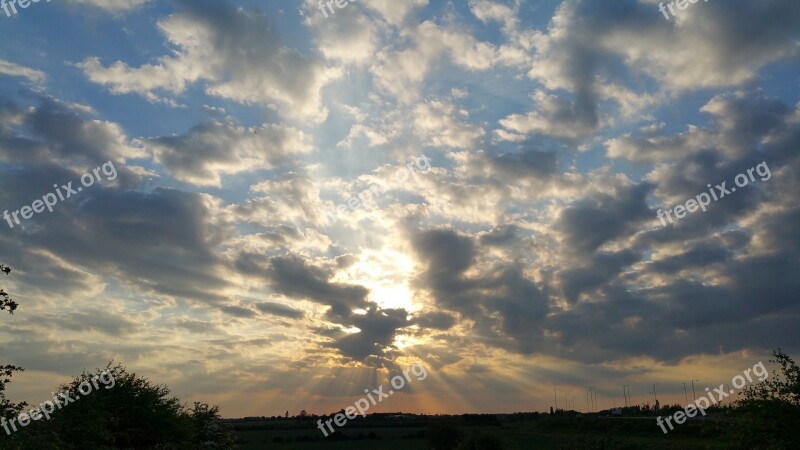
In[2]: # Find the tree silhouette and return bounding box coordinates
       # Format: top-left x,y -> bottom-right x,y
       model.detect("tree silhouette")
0,264 -> 18,314
724,348 -> 800,449
3,363 -> 237,449
0,264 -> 25,422
0,365 -> 27,421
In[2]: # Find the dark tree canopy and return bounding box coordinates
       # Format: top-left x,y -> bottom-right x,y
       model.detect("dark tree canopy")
0,265 -> 26,424
724,348 -> 800,449
1,363 -> 237,449
0,264 -> 18,315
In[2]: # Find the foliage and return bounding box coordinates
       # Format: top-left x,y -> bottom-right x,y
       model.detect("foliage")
1,363 -> 237,449
0,365 -> 27,421
742,348 -> 800,406
0,264 -> 26,423
0,264 -> 18,315
723,348 -> 800,450
188,402 -> 238,449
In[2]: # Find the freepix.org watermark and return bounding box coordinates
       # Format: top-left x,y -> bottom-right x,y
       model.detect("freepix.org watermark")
321,155 -> 432,224
656,161 -> 771,227
1,0 -> 51,18
4,161 -> 117,229
317,363 -> 427,437
658,0 -> 709,21
1,370 -> 116,436
656,361 -> 768,434
317,0 -> 356,18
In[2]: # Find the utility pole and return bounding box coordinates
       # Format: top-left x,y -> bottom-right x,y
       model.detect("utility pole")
623,385 -> 630,407
554,387 -> 558,411
691,380 -> 698,402
586,388 -> 590,412
652,383 -> 659,405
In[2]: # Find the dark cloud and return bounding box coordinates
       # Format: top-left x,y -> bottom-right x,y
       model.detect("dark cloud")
175,318 -> 221,334
559,250 -> 639,303
0,95 -> 142,168
328,307 -> 409,362
146,119 -> 310,186
412,311 -> 457,331
411,227 -> 550,354
485,150 -> 558,180
254,301 -> 304,319
262,254 -> 369,321
0,178 -> 233,304
221,305 -> 258,318
647,243 -> 732,275
479,225 -> 519,248
557,183 -> 652,254
58,310 -> 139,336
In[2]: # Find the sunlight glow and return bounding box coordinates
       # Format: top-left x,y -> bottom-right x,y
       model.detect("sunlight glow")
337,249 -> 418,312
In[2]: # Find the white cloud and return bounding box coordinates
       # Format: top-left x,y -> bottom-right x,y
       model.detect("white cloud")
78,4 -> 340,122
414,100 -> 485,149
0,59 -> 45,84
68,0 -> 150,13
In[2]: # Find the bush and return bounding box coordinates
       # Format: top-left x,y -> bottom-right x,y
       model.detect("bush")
723,348 -> 800,450
1,363 -> 236,449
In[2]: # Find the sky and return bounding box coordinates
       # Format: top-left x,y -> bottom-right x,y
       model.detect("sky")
0,0 -> 798,418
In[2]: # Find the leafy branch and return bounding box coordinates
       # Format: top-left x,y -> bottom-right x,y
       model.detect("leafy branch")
0,264 -> 18,314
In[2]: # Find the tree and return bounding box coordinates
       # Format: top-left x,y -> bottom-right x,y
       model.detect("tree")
724,348 -> 800,449
0,264 -> 18,314
743,348 -> 800,406
0,264 -> 26,423
188,402 -> 237,449
3,363 -> 237,449
0,365 -> 27,421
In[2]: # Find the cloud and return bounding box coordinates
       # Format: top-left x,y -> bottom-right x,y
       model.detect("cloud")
0,96 -> 144,167
58,310 -> 139,335
221,305 -> 258,318
77,0 -> 340,122
0,59 -> 46,84
498,90 -> 601,140
0,180 -> 234,305
254,301 -> 304,319
146,119 -> 312,187
67,0 -> 150,12
414,100 -> 485,149
327,307 -> 410,361
556,183 -> 652,255
236,253 -> 370,322
522,0 -> 800,135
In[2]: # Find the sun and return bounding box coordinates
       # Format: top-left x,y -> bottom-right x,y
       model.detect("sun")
335,249 -> 418,313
